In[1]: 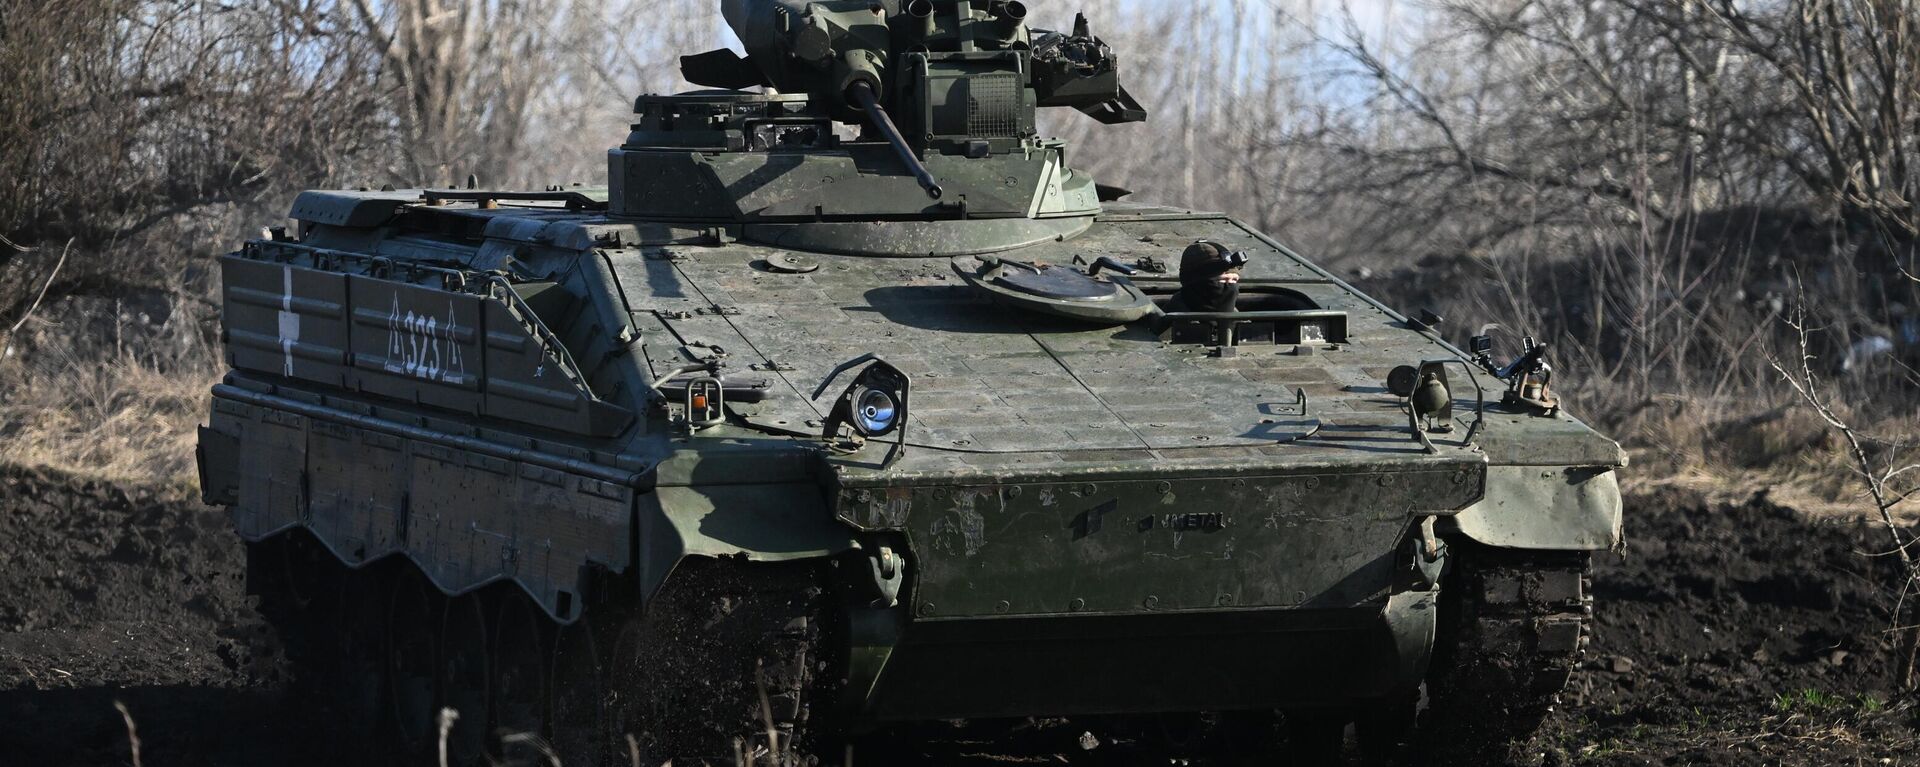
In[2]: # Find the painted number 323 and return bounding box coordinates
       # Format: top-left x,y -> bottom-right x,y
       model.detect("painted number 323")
383,294 -> 467,384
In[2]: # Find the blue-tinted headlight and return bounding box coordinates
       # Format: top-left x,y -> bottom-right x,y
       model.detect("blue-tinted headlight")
854,387 -> 898,436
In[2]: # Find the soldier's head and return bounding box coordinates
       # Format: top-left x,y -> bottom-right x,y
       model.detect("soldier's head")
1178,241 -> 1249,312
1180,241 -> 1247,287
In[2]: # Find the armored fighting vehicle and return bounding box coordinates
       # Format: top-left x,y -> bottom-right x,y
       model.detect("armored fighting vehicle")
197,1 -> 1623,764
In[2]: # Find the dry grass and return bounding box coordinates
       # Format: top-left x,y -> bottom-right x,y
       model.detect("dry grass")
1612,397 -> 1920,520
0,345 -> 217,496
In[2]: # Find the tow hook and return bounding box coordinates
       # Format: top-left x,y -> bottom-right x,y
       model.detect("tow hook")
1412,516 -> 1447,590
867,545 -> 904,608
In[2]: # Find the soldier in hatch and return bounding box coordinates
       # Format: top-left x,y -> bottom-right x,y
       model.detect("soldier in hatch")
1169,240 -> 1249,313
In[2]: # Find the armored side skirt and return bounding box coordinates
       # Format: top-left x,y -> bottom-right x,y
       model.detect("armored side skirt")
200,384 -> 637,623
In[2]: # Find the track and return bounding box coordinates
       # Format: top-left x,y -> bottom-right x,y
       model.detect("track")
2,469 -> 1916,766
1419,544 -> 1592,765
246,533 -> 835,767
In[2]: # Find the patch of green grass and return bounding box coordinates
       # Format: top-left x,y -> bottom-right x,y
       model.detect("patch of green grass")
1769,688 -> 1878,715
1772,688 -> 1843,713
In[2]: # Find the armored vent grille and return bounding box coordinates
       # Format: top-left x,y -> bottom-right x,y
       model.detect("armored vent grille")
967,75 -> 1019,137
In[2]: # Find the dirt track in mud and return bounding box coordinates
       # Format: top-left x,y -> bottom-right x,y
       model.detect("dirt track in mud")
0,467 -> 1915,766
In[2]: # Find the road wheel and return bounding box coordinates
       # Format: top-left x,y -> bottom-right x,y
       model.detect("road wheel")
551,616 -> 608,767
440,593 -> 490,766
336,570 -> 389,759
1355,693 -> 1416,766
491,590 -> 550,761
1283,709 -> 1349,766
387,572 -> 441,762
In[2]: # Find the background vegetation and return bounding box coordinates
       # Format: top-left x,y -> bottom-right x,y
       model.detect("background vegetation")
0,0 -> 1913,501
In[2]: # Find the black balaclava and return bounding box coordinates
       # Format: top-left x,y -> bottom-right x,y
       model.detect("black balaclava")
1178,241 -> 1240,312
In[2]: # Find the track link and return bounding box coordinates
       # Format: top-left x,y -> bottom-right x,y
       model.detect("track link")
1420,542 -> 1592,765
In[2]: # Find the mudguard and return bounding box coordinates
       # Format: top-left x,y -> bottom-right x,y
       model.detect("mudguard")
636,483 -> 859,603
1451,465 -> 1624,551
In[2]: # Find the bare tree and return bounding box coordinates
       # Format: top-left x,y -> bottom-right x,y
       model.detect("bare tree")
1690,0 -> 1919,240
348,0 -> 560,187
525,0 -> 728,186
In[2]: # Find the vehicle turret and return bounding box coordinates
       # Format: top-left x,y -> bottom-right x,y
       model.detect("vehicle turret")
610,0 -> 1144,254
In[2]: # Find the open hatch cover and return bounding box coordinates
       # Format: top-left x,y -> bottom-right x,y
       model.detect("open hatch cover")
951,255 -> 1157,324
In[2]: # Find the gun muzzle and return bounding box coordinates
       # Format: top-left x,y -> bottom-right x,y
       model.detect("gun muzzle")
907,0 -> 936,40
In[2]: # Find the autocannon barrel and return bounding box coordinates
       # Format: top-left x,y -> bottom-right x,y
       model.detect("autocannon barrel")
848,81 -> 943,199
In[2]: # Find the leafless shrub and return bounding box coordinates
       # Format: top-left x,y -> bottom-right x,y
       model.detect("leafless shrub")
0,0 -> 392,304
2,238 -> 68,351
0,1 -> 732,309
1690,0 -> 1920,242
1770,290 -> 1920,688
1052,1 -> 1351,248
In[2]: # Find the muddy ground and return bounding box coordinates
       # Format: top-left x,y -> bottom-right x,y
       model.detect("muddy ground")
1,468 -> 1915,766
